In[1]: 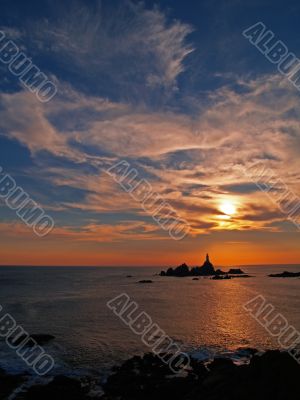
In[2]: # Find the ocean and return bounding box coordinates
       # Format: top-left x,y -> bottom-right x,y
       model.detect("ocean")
0,265 -> 299,382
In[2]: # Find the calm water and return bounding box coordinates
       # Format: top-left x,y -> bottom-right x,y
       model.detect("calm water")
0,265 -> 299,379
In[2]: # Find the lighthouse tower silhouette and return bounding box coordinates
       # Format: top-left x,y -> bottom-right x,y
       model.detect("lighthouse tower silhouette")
200,253 -> 215,275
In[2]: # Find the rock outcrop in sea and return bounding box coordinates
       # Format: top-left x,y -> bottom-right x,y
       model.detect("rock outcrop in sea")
269,271 -> 300,278
160,254 -> 246,277
228,268 -> 244,274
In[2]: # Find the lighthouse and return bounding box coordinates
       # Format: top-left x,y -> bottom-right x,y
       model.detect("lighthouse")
200,253 -> 215,275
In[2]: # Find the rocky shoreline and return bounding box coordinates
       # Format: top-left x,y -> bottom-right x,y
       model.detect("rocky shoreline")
1,349 -> 299,399
101,350 -> 300,400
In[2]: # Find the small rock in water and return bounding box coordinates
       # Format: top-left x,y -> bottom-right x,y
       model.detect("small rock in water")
269,271 -> 300,278
228,268 -> 245,274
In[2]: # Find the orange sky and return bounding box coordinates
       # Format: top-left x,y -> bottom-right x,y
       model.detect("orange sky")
0,226 -> 299,266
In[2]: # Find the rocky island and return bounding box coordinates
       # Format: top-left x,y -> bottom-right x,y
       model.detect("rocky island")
160,254 -> 246,277
269,271 -> 300,278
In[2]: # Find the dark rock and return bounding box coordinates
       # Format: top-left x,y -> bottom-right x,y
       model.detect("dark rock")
215,269 -> 226,275
203,358 -> 237,387
18,375 -> 88,400
0,368 -> 25,400
100,349 -> 300,400
138,280 -> 153,284
190,266 -> 202,276
199,254 -> 215,276
208,357 -> 235,371
269,271 -> 300,278
14,334 -> 55,347
126,275 -> 133,278
242,347 -> 258,355
160,263 -> 190,277
212,275 -> 231,280
236,347 -> 259,357
173,263 -> 190,277
192,278 -> 199,280
160,254 -> 216,277
245,350 -> 300,398
3,349 -> 299,400
189,358 -> 208,378
228,268 -> 245,274
102,353 -> 196,400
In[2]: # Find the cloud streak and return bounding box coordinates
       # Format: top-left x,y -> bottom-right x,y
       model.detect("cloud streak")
20,0 -> 194,104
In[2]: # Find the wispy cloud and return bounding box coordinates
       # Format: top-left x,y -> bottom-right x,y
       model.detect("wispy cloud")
16,0 -> 194,104
0,220 -> 166,243
1,0 -> 300,247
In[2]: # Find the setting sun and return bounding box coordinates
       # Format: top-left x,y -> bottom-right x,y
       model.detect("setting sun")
219,201 -> 237,217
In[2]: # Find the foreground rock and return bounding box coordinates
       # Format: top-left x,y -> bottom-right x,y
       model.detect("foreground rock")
16,376 -> 89,400
269,271 -> 300,278
101,350 -> 300,400
0,368 -> 25,400
1,349 -> 300,399
14,334 -> 55,347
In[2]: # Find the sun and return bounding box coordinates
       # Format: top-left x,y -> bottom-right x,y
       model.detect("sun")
219,200 -> 237,217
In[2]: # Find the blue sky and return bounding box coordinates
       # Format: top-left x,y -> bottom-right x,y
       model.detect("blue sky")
0,0 -> 299,265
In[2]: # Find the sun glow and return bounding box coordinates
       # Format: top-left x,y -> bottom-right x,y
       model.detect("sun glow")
219,200 -> 237,217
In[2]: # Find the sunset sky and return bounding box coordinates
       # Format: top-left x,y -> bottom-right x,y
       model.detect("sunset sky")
0,0 -> 299,266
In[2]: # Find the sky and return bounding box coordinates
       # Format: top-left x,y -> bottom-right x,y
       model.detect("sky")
0,0 -> 299,266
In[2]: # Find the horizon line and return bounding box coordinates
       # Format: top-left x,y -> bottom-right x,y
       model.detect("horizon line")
0,263 -> 300,268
